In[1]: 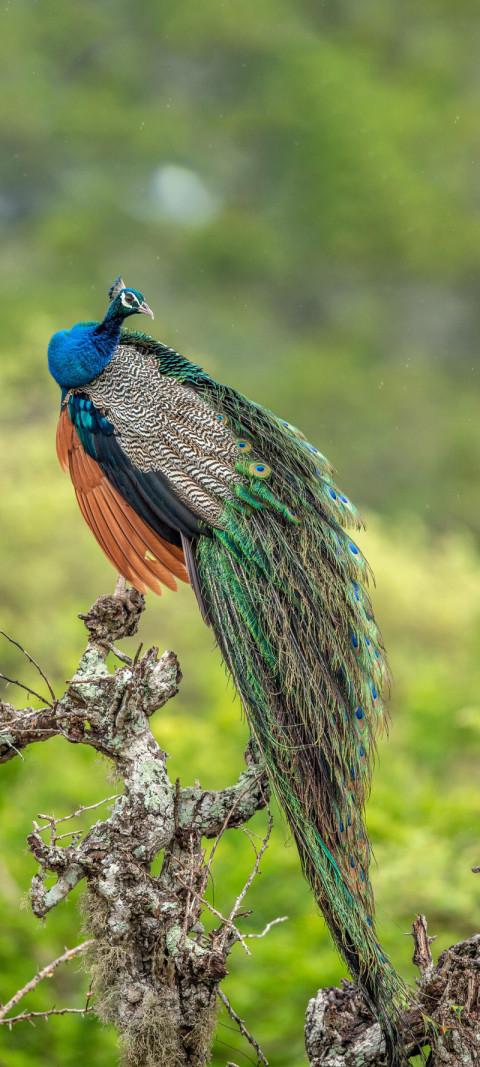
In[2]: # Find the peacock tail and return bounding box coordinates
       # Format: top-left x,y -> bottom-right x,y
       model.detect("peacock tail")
194,383 -> 407,1048
48,281 -> 409,1063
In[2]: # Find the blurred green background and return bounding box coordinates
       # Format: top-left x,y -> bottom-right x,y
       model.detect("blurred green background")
1,1 -> 480,1064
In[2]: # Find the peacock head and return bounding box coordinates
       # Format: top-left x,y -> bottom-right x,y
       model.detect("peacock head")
107,276 -> 154,321
47,277 -> 155,390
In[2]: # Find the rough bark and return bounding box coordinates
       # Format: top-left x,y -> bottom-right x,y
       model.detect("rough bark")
305,915 -> 480,1066
1,589 -> 270,1067
1,591 -> 478,1066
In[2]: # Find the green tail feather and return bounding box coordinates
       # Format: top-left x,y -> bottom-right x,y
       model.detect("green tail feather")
88,325 -> 409,1056
195,387 -> 409,1062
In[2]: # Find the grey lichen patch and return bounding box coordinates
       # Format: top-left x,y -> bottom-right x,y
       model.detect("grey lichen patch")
97,862 -> 121,901
187,937 -> 208,961
76,646 -> 112,679
166,921 -> 183,956
107,732 -> 128,754
150,659 -> 179,694
130,709 -> 150,736
141,650 -> 182,716
69,647 -> 114,704
113,920 -> 131,936
160,901 -> 177,915
139,760 -> 173,813
34,862 -> 84,913
88,819 -> 112,843
176,762 -> 269,837
0,731 -> 15,749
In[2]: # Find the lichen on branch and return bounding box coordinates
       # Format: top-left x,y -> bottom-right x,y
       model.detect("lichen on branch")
2,588 -> 272,1067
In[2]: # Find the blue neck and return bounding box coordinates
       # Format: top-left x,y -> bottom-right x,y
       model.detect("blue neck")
92,305 -> 123,361
48,304 -> 123,390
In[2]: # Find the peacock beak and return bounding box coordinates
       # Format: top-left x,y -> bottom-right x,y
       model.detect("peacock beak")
139,301 -> 154,320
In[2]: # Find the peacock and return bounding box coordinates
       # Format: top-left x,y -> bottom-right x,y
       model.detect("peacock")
48,277 -> 407,1061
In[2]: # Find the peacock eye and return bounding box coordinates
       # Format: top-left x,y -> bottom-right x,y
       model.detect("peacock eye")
124,293 -> 134,303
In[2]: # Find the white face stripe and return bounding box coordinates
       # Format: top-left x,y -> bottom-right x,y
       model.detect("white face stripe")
120,290 -> 140,309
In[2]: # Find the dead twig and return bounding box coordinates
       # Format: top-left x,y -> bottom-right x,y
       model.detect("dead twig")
0,630 -> 56,704
219,812 -> 273,954
205,773 -> 267,877
1,1006 -> 93,1028
0,941 -> 93,1023
243,916 -> 288,939
218,989 -> 268,1066
172,863 -> 253,957
405,913 -> 437,979
0,673 -> 52,708
36,794 -> 122,830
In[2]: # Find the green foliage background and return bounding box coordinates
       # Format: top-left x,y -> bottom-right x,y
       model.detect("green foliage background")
1,2 -> 480,1064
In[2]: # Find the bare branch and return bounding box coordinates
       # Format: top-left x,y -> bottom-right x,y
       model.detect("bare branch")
0,941 -> 92,1022
243,916 -> 288,939
218,989 -> 268,1066
1,1006 -> 93,1028
406,913 -> 437,979
0,629 -> 56,704
0,672 -> 52,707
219,813 -> 273,953
0,705 -> 60,763
204,770 -> 268,873
36,794 -> 122,830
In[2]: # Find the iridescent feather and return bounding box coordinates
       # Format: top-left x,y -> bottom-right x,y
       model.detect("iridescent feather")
48,281 -> 408,1064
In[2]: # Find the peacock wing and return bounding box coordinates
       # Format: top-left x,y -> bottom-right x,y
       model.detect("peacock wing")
57,338 -> 245,603
57,405 -> 189,595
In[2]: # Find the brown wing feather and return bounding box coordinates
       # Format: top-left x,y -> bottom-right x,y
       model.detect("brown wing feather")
75,478 -> 150,594
56,408 -> 189,594
71,441 -> 159,594
56,405 -> 71,473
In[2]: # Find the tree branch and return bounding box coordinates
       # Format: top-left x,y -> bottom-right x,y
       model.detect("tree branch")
304,914 -> 480,1066
1,587 -> 276,1067
4,588 -> 476,1065
218,989 -> 268,1066
0,942 -> 92,1023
